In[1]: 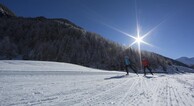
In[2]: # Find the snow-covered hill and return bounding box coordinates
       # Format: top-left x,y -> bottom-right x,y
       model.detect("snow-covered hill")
176,57 -> 194,66
1,60 -> 194,106
0,60 -> 104,72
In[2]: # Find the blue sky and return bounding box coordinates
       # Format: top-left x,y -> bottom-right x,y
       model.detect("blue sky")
1,0 -> 194,59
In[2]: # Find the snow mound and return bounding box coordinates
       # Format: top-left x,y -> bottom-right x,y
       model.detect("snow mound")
0,60 -> 106,72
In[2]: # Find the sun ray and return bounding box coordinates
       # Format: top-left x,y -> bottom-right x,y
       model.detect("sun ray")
141,40 -> 154,47
101,0 -> 164,70
141,20 -> 165,39
137,40 -> 142,69
129,41 -> 137,47
102,23 -> 136,39
134,0 -> 143,69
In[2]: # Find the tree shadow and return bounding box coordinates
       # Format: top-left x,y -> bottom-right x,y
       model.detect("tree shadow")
104,75 -> 127,80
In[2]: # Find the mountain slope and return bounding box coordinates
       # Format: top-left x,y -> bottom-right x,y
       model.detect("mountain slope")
176,57 -> 194,66
0,3 -> 16,17
0,4 -> 188,72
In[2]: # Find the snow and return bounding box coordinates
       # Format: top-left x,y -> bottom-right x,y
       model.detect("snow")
0,60 -> 113,72
1,60 -> 194,106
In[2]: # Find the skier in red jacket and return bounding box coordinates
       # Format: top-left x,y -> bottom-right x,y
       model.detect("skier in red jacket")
142,58 -> 153,76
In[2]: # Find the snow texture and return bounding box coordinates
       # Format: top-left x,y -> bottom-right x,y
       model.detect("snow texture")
1,60 -> 194,106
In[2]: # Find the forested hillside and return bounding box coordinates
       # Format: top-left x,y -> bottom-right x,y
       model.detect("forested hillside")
0,4 -> 188,72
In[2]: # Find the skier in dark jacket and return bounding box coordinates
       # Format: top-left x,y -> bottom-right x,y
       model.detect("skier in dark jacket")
124,56 -> 138,75
142,57 -> 153,76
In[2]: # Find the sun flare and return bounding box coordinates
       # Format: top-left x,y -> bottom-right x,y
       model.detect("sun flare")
135,36 -> 143,44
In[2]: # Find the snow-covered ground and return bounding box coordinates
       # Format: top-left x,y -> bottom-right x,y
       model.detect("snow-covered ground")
0,60 -> 194,106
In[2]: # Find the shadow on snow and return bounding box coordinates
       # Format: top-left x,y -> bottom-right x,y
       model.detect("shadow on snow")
104,75 -> 128,80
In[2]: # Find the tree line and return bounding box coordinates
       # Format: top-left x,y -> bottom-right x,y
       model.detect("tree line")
0,16 -> 188,72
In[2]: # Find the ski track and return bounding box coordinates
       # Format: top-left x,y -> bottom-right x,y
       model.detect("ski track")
71,76 -> 138,106
1,72 -> 194,106
57,77 -> 129,105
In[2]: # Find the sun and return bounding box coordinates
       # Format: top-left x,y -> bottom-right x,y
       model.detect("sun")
135,36 -> 143,44
103,19 -> 160,69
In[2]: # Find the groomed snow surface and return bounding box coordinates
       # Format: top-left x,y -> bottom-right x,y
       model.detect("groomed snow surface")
0,60 -> 194,106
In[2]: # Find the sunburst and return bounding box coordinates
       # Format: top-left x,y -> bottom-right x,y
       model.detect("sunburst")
103,19 -> 164,69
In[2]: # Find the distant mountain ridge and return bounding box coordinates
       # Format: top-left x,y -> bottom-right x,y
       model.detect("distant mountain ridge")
176,57 -> 194,66
0,3 -> 188,72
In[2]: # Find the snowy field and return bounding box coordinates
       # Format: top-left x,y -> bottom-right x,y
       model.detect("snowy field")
1,60 -> 194,106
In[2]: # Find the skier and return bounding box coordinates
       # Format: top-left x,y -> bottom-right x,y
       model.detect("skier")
124,56 -> 138,75
142,57 -> 154,76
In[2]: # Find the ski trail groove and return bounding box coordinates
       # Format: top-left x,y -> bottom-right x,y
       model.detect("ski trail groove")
73,76 -> 138,106
117,77 -> 140,105
151,77 -> 163,106
59,77 -> 125,105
